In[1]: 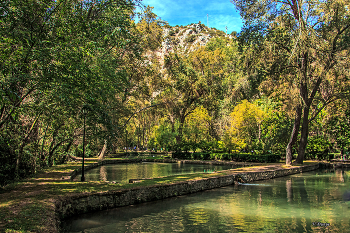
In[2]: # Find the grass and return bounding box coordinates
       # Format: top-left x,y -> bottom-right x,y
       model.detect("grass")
0,159 -> 321,233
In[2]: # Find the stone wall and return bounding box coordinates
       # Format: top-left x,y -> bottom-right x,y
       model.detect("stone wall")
56,163 -> 320,221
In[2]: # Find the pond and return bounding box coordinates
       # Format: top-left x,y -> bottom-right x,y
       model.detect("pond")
64,169 -> 350,232
74,162 -> 236,183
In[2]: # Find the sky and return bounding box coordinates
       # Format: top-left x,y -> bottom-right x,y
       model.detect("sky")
138,0 -> 243,34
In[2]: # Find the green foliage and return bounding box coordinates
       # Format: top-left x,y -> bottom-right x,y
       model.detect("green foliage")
169,30 -> 176,36
233,0 -> 350,164
185,34 -> 197,43
0,0 -> 144,183
74,144 -> 93,158
225,100 -> 266,151
214,153 -> 281,163
328,108 -> 350,152
0,137 -> 16,186
136,6 -> 163,51
147,119 -> 177,151
172,152 -> 281,163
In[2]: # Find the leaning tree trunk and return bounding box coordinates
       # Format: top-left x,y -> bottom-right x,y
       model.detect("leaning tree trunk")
15,114 -> 41,177
98,140 -> 108,160
286,106 -> 302,165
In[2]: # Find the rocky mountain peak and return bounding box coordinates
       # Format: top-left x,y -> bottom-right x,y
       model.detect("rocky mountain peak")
152,23 -> 232,66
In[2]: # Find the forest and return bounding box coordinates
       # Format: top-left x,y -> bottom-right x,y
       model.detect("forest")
0,0 -> 349,186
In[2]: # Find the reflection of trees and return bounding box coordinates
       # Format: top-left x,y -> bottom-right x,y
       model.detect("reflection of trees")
99,166 -> 107,182
335,169 -> 345,182
294,176 -> 313,232
286,179 -> 293,202
258,190 -> 262,206
123,209 -> 186,232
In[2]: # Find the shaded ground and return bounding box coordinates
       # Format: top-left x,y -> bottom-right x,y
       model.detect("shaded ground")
0,159 -> 319,233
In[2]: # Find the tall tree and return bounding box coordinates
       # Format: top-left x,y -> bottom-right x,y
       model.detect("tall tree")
0,0 -> 142,180
161,37 -> 234,147
232,0 -> 350,164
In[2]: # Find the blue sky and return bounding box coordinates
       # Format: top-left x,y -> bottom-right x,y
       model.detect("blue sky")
138,0 -> 243,34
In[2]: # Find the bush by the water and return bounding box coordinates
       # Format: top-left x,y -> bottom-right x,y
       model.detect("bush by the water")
172,152 -> 281,163
172,152 -> 211,160
304,152 -> 334,161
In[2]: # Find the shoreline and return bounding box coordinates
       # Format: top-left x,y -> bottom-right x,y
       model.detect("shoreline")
0,160 -> 347,232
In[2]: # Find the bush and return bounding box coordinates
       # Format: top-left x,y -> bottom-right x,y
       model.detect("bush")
307,136 -> 331,160
185,34 -> 197,43
172,151 -> 281,163
125,152 -> 139,157
169,30 -> 176,36
0,141 -> 16,186
172,152 -> 211,160
74,144 -> 93,158
172,152 -> 191,159
192,152 -> 211,160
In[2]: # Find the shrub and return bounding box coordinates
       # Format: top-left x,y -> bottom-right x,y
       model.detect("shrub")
125,152 -> 139,157
192,152 -> 211,160
169,30 -> 175,36
172,152 -> 191,159
185,34 -> 197,43
172,151 -> 281,163
0,141 -> 16,186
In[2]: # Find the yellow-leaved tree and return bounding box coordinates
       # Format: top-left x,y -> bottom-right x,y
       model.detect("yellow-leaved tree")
225,100 -> 267,152
183,106 -> 212,151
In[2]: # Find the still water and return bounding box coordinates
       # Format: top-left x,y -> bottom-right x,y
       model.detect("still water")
64,169 -> 350,232
75,162 -> 235,183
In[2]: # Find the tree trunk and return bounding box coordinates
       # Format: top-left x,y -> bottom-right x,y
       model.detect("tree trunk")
98,140 -> 107,160
176,121 -> 184,145
286,106 -> 302,165
15,113 -> 41,177
175,116 -> 186,151
295,106 -> 310,164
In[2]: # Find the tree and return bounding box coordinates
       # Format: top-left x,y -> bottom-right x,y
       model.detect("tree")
324,100 -> 350,157
183,106 -> 213,152
232,0 -> 350,164
0,0 -> 143,180
161,37 -> 235,148
226,100 -> 267,152
136,6 -> 164,51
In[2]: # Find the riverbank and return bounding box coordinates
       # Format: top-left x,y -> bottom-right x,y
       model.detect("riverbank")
0,159 -> 340,233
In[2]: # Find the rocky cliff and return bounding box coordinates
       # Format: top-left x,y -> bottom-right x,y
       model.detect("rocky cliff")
151,23 -> 232,66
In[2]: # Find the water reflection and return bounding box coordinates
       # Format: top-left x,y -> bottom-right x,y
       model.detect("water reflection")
336,169 -> 345,182
286,179 -> 292,202
99,166 -> 107,182
75,162 -> 235,183
64,169 -> 350,232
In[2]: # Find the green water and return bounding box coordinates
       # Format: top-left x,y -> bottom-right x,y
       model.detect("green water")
64,169 -> 350,232
75,162 -> 235,183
